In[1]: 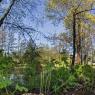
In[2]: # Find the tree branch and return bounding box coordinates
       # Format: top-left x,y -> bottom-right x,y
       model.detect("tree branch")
0,0 -> 16,27
75,8 -> 95,15
0,0 -> 2,3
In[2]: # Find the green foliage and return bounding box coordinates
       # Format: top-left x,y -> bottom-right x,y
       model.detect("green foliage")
49,66 -> 77,94
66,75 -> 77,88
0,51 -> 14,95
39,61 -> 95,94
24,60 -> 41,90
0,55 -> 13,73
0,76 -> 12,89
74,64 -> 95,91
81,65 -> 94,90
0,55 -> 13,89
0,44 -> 94,95
15,84 -> 28,92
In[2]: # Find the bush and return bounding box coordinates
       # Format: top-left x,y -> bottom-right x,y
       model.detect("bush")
42,63 -> 95,94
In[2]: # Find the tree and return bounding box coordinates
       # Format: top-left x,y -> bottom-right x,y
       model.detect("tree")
47,0 -> 95,67
0,0 -> 43,54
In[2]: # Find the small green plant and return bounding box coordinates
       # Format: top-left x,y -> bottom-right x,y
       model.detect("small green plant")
15,84 -> 28,92
0,77 -> 12,89
0,74 -> 12,95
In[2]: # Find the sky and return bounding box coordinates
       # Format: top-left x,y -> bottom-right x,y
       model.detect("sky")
0,0 -> 66,52
23,0 -> 65,47
29,0 -> 95,48
0,0 -> 65,47
0,0 -> 95,51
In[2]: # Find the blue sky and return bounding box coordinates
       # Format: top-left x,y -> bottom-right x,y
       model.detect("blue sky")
23,0 -> 65,47
28,0 -> 95,48
0,0 -> 65,47
0,0 -> 66,50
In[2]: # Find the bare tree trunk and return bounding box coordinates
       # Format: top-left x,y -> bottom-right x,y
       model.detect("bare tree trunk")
71,13 -> 76,67
81,35 -> 83,64
76,22 -> 81,64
